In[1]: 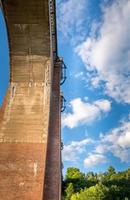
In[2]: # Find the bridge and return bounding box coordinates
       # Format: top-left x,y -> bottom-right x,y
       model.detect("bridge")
0,0 -> 62,199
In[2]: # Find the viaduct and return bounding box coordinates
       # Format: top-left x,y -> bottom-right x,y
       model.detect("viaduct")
0,0 -> 63,199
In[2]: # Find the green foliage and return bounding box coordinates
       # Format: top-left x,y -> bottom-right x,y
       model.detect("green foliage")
62,167 -> 130,200
65,183 -> 74,200
65,167 -> 85,180
86,171 -> 98,187
63,167 -> 87,193
107,166 -> 116,176
71,183 -> 110,200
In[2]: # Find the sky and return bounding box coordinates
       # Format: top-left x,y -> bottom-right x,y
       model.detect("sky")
0,9 -> 9,104
0,0 -> 130,175
57,0 -> 130,174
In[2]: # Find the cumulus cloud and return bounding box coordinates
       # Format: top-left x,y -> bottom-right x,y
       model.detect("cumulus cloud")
57,0 -> 88,43
62,98 -> 111,129
63,116 -> 130,167
95,119 -> 130,163
62,138 -> 93,162
76,0 -> 130,104
84,153 -> 107,168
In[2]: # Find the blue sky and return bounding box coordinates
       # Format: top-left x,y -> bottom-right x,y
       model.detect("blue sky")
0,9 -> 9,105
0,0 -> 130,175
57,0 -> 130,174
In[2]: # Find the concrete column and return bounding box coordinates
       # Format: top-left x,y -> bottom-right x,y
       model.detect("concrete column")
43,61 -> 61,200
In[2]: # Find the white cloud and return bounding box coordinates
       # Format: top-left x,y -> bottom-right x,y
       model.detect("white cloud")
76,0 -> 130,104
62,138 -> 93,162
62,98 -> 111,129
95,119 -> 130,163
57,0 -> 88,43
101,121 -> 130,149
84,153 -> 107,168
63,116 -> 130,167
74,71 -> 84,78
94,99 -> 111,112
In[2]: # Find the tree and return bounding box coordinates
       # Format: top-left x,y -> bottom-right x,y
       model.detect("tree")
107,166 -> 116,177
64,168 -> 87,193
65,183 -> 74,200
71,193 -> 80,200
65,168 -> 85,180
63,166 -> 130,199
71,183 -> 110,200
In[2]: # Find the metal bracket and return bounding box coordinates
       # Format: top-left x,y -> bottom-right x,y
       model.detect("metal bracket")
60,92 -> 66,112
57,57 -> 67,85
61,141 -> 64,150
60,63 -> 67,85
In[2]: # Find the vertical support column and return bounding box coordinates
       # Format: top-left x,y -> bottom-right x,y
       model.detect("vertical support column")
43,60 -> 61,200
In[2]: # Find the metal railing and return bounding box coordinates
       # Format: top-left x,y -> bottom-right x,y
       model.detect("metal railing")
49,0 -> 58,64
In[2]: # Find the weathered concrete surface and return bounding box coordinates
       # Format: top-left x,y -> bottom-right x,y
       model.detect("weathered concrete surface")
0,143 -> 46,200
43,61 -> 61,200
0,0 -> 61,199
0,81 -> 51,143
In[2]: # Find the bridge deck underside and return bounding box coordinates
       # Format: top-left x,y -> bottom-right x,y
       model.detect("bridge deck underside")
0,0 -> 55,199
